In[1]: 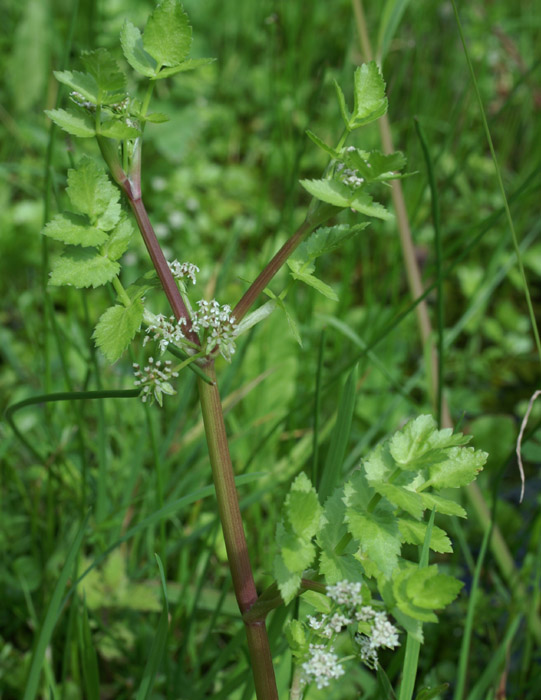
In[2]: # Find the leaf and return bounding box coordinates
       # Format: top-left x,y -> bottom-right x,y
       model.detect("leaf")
285,473 -> 323,539
45,108 -> 96,138
345,508 -> 401,578
99,120 -> 140,140
49,249 -> 120,288
406,566 -> 463,610
120,21 -> 157,77
319,366 -> 358,502
350,191 -> 393,219
276,522 -> 316,572
419,493 -> 466,518
390,415 -> 471,468
300,179 -> 392,220
102,215 -> 134,261
351,62 -> 388,127
53,70 -> 99,103
145,112 -> 170,124
300,179 -> 354,208
345,149 -> 407,182
93,301 -> 144,362
81,49 -> 126,105
427,446 -> 487,489
333,79 -> 350,128
274,555 -> 302,605
375,483 -> 423,519
392,566 -> 438,623
155,57 -> 215,79
289,269 -> 338,301
285,619 -> 307,653
414,684 -> 450,700
398,519 -> 452,553
306,129 -> 340,158
143,0 -> 192,68
67,156 -> 121,229
42,213 -> 108,248
289,223 -> 369,267
78,600 -> 100,700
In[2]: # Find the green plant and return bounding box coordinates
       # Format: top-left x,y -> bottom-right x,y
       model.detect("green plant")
9,2 -> 497,699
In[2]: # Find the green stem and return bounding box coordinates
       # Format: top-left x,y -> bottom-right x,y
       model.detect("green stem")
197,363 -> 278,699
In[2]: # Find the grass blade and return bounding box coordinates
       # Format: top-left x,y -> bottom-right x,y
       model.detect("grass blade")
135,554 -> 170,700
23,514 -> 89,700
78,598 -> 100,700
317,364 -> 358,502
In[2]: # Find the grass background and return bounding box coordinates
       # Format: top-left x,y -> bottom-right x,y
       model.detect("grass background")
1,0 -> 541,698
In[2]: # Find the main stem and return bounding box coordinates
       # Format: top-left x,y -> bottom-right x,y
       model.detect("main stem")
198,363 -> 278,699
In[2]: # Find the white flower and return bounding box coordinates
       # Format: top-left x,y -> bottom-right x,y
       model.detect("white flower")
144,314 -> 187,353
326,580 -> 363,608
133,358 -> 179,406
192,299 -> 238,362
326,612 -> 352,634
301,644 -> 344,690
371,612 -> 400,650
168,259 -> 199,285
357,634 -> 379,669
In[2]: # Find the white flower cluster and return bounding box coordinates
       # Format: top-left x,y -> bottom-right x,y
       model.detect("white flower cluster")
355,609 -> 400,669
133,358 -> 178,406
336,162 -> 364,188
144,315 -> 187,354
301,644 -> 345,690
303,580 -> 399,677
168,259 -> 200,285
191,300 -> 238,362
327,580 -> 363,607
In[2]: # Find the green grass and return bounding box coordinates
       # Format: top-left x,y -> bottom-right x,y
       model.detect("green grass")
1,0 -> 541,698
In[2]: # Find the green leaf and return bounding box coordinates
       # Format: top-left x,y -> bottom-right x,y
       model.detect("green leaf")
289,269 -> 338,301
375,483 -> 423,519
306,129 -> 340,159
67,156 -> 121,229
78,600 -> 100,700
120,21 -> 157,77
155,57 -> 215,79
114,289 -> 148,342
427,446 -> 487,489
81,49 -> 126,105
276,522 -> 316,572
392,566 -> 438,623
350,191 -> 393,219
345,149 -> 407,182
390,415 -> 471,468
333,79 -> 350,128
345,508 -> 401,578
93,301 -> 143,362
274,555 -> 302,605
414,684 -> 450,700
99,120 -> 140,139
419,493 -> 466,518
398,519 -> 452,553
406,566 -> 463,610
285,473 -> 323,539
143,0 -> 192,68
319,366 -> 358,502
351,62 -> 388,127
290,223 -> 369,267
42,213 -> 108,248
285,619 -> 307,653
145,112 -> 170,124
54,70 -> 99,103
102,215 -> 134,261
49,249 -> 120,288
300,179 -> 392,220
45,108 -> 96,138
300,178 -> 354,208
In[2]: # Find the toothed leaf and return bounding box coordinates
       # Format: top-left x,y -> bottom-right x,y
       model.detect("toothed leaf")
143,0 -> 192,68
93,300 -> 144,362
45,108 -> 95,138
49,249 -> 120,288
120,21 -> 157,77
42,213 -> 108,248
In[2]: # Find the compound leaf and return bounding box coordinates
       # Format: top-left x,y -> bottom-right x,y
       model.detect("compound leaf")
53,70 -> 98,103
102,215 -> 134,261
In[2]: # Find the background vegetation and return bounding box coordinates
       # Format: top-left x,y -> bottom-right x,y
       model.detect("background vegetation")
1,0 -> 540,698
